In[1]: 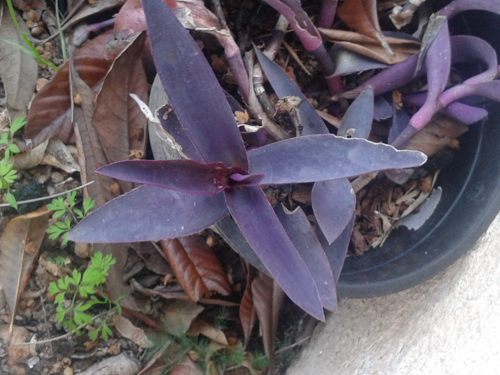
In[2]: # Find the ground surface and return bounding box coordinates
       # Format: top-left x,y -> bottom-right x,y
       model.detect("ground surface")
288,210 -> 500,375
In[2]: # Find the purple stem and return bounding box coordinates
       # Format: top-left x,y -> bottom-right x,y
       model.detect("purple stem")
316,0 -> 338,29
438,0 -> 500,19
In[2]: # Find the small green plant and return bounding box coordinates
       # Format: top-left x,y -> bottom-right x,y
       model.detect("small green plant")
4,0 -> 59,70
48,251 -> 122,341
0,116 -> 26,209
47,190 -> 95,245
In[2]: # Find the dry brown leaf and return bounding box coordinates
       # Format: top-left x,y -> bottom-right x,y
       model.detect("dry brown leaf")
92,32 -> 148,193
190,319 -> 228,345
405,114 -> 468,156
0,325 -> 31,367
62,0 -> 125,30
112,314 -> 154,348
162,299 -> 204,336
170,356 -> 203,375
25,31 -> 126,146
319,28 -> 420,64
11,140 -> 48,170
0,2 -> 38,118
240,265 -> 256,347
41,139 -> 81,173
337,0 -> 394,60
160,235 -> 231,302
251,271 -> 284,362
0,207 -> 51,331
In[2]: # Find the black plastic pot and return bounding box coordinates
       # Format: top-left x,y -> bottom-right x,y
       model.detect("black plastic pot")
337,8 -> 500,298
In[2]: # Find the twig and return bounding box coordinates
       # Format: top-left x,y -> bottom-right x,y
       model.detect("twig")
211,0 -> 228,29
274,335 -> 311,354
0,181 -> 94,208
9,310 -> 111,346
282,40 -> 312,76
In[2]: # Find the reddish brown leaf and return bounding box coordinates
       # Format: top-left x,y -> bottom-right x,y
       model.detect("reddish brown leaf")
337,0 -> 394,59
0,207 -> 51,331
160,235 -> 231,302
251,271 -> 284,362
25,31 -> 127,146
92,32 -> 148,193
239,283 -> 256,346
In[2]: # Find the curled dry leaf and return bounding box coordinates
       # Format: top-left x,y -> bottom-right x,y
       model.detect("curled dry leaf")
190,318 -> 228,345
405,113 -> 468,156
162,299 -> 204,336
0,207 -> 51,331
112,314 -> 154,348
160,235 -> 231,302
0,2 -> 38,118
239,277 -> 256,346
11,140 -> 49,170
337,0 -> 394,60
319,28 -> 420,64
41,139 -> 81,173
25,31 -> 127,146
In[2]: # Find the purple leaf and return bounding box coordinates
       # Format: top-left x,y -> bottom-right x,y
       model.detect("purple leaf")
97,159 -> 263,194
440,81 -> 500,108
248,134 -> 427,184
254,47 -> 329,135
330,46 -> 388,77
341,52 -> 421,98
68,185 -> 228,243
224,185 -> 324,320
157,105 -> 204,162
262,0 -> 322,52
142,0 -> 248,170
312,179 -> 356,245
275,204 -> 337,311
438,0 -> 500,19
373,96 -> 393,121
450,36 -> 498,85
403,92 -> 488,125
338,87 -> 374,139
316,213 -> 355,283
410,18 -> 451,130
388,106 -> 409,144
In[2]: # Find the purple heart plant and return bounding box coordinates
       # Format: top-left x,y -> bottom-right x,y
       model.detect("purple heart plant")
68,0 -> 428,320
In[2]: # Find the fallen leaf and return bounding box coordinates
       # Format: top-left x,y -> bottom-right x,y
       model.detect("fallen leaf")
11,140 -> 49,170
319,28 -> 419,64
0,207 -> 51,331
170,356 -> 203,375
405,113 -> 468,156
25,31 -> 126,146
0,325 -> 30,366
162,299 -> 204,336
0,2 -> 38,118
160,235 -> 231,302
62,0 -> 125,30
190,319 -> 228,345
92,32 -> 148,194
251,271 -> 284,362
41,139 -> 81,173
239,268 -> 256,346
112,314 -> 154,348
337,0 -> 394,60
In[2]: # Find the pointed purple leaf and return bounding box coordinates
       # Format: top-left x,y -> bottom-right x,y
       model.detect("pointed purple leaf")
68,185 -> 228,243
142,0 -> 248,170
224,185 -> 324,320
248,134 -> 427,184
373,96 -> 393,121
275,204 -> 337,311
254,47 -> 329,135
316,213 -> 355,283
330,45 -> 388,77
157,105 -> 204,162
438,0 -> 500,19
410,18 -> 450,130
388,106 -> 409,144
338,87 -> 374,139
312,179 -> 356,245
97,159 -> 257,194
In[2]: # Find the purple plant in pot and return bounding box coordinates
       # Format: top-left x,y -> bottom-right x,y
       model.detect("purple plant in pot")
67,0 -> 428,320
